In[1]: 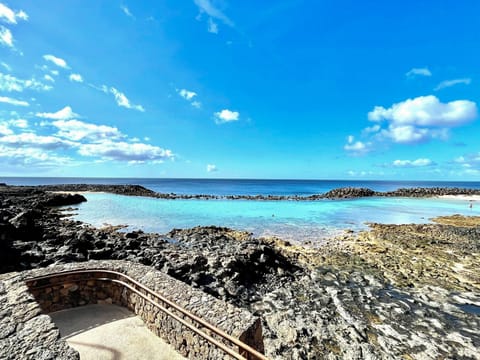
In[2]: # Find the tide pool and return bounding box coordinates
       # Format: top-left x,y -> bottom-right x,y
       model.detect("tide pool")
69,193 -> 480,243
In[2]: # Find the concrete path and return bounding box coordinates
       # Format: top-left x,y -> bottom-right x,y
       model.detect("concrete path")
50,304 -> 185,360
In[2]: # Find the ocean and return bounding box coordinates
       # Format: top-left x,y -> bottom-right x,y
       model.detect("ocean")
3,177 -> 480,243
2,177 -> 480,195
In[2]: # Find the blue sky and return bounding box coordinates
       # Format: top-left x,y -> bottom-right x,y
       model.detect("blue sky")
0,0 -> 479,180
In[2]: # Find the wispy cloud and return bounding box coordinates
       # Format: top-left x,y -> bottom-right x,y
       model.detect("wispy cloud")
344,135 -> 371,155
405,67 -> 432,78
44,74 -> 55,82
120,5 -> 135,19
51,119 -> 122,141
0,132 -> 74,150
0,4 -> 26,51
0,26 -> 12,47
0,3 -> 28,24
0,121 -> 12,135
194,0 -> 234,33
43,54 -> 69,69
178,89 -> 197,100
69,73 -> 83,83
207,164 -> 218,172
9,119 -> 28,128
78,140 -> 172,163
214,109 -> 239,124
208,18 -> 218,34
177,88 -> 201,108
434,78 -> 471,91
0,96 -> 29,106
0,61 -> 10,71
0,72 -> 52,92
110,87 -> 145,112
0,145 -> 72,168
392,158 -> 434,167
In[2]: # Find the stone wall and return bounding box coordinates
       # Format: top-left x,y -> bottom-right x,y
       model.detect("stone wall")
1,260 -> 264,360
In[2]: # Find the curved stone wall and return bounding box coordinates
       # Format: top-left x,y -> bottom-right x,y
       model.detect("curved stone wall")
0,260 -> 264,360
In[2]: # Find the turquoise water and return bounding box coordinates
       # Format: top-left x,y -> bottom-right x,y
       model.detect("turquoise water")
71,193 -> 480,243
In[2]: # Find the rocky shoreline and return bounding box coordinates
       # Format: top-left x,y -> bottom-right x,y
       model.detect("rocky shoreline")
5,183 -> 480,200
1,185 -> 479,359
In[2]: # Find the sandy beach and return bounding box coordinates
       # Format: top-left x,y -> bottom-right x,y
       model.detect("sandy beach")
438,194 -> 480,201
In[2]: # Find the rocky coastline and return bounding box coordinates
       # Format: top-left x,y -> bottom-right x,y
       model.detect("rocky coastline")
8,183 -> 480,200
1,184 -> 479,359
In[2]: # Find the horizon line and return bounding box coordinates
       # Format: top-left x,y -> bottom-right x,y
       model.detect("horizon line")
1,176 -> 480,183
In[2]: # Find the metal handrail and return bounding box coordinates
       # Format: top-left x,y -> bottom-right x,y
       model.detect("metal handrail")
26,268 -> 268,360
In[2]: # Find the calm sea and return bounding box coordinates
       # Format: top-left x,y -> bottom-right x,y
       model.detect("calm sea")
2,177 -> 480,195
3,177 -> 479,243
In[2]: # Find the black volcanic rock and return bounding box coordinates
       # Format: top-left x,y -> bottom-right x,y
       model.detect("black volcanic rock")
42,193 -> 87,207
323,187 -> 376,199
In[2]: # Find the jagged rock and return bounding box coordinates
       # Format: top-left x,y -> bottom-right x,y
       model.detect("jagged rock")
323,187 -> 376,199
42,193 -> 87,207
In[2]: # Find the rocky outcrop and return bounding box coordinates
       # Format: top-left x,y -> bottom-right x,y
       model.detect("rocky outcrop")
4,183 -> 480,201
379,186 -> 480,197
323,187 -> 376,199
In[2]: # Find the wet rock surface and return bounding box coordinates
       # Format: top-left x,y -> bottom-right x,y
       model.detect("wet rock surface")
1,185 -> 479,359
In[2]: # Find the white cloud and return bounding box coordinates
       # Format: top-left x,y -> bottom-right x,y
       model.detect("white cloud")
0,26 -> 12,47
362,124 -> 380,134
406,67 -> 432,77
347,170 -> 370,177
51,119 -> 123,141
110,87 -> 145,112
120,5 -> 134,18
0,145 -> 71,167
392,158 -> 434,167
380,125 -> 449,144
0,96 -> 29,106
381,125 -> 429,144
1,61 -> 10,71
207,164 -> 217,172
88,83 -> 109,93
344,135 -> 371,155
10,119 -> 28,128
0,132 -> 73,149
44,74 -> 55,82
194,0 -> 234,27
50,69 -> 59,76
69,73 -> 83,83
78,140 -> 173,162
178,89 -> 197,100
194,0 -> 234,34
178,88 -> 201,108
0,3 -> 28,24
43,54 -> 69,69
0,72 -> 52,92
0,121 -> 13,135
214,109 -> 239,123
454,153 -> 480,170
434,78 -> 471,91
36,106 -> 79,120
208,18 -> 218,34
368,95 -> 477,127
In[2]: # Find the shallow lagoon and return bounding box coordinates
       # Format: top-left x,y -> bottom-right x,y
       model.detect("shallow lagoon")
71,193 -> 480,243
